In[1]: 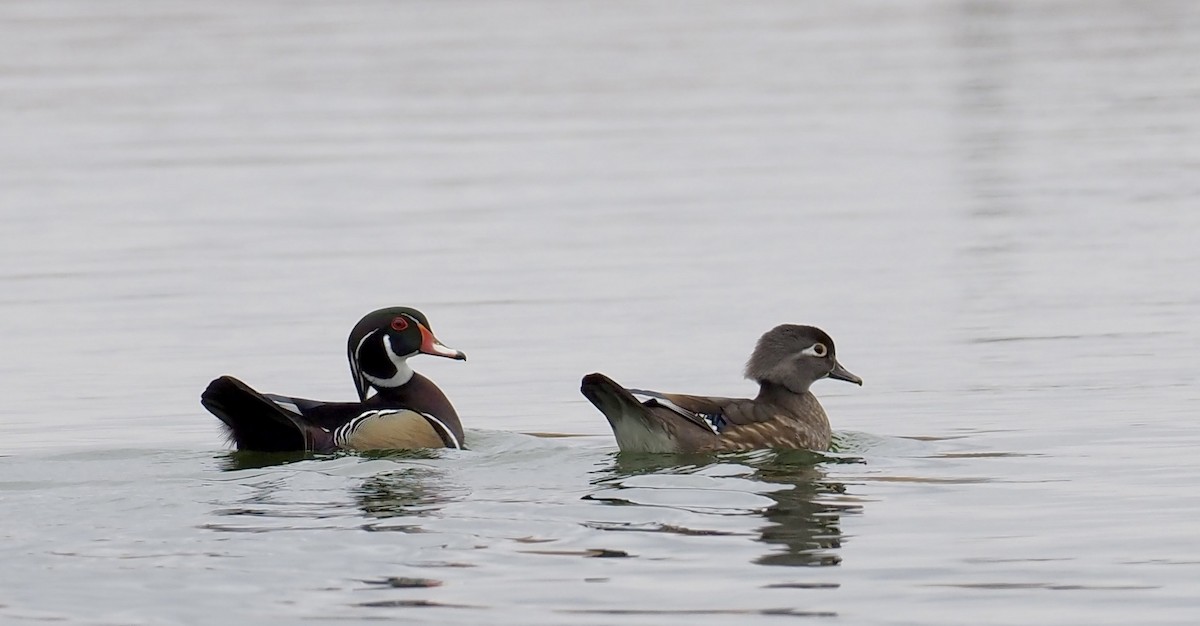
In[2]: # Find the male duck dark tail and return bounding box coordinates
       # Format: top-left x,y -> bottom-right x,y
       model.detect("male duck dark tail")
202,376 -> 333,452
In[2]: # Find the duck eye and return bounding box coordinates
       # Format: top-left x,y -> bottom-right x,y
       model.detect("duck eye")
390,317 -> 410,332
811,343 -> 827,357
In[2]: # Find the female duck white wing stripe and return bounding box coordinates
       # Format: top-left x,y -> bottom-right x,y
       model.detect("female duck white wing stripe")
630,390 -> 697,420
629,389 -> 722,434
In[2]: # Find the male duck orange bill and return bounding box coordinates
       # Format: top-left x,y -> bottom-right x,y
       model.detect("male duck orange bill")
201,307 -> 467,453
580,324 -> 861,454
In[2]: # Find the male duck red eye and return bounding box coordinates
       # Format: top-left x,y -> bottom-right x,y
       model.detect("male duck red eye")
391,317 -> 410,332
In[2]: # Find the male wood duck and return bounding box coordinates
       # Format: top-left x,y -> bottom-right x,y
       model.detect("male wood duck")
201,307 -> 467,452
580,324 -> 861,453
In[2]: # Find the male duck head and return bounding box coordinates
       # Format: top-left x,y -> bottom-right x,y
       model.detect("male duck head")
744,324 -> 862,395
347,307 -> 466,401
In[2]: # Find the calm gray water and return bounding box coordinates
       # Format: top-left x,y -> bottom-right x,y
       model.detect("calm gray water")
3,1 -> 1199,624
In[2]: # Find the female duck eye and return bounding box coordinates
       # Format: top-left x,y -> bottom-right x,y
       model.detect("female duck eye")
390,317 -> 410,332
812,343 -> 827,357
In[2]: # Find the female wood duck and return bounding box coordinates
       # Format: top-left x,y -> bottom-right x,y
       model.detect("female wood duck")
201,307 -> 467,452
580,324 -> 862,453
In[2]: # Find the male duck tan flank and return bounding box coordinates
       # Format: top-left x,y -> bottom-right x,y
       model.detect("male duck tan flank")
201,307 -> 467,452
580,324 -> 861,453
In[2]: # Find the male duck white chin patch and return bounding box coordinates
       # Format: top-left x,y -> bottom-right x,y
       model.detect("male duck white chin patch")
363,335 -> 415,388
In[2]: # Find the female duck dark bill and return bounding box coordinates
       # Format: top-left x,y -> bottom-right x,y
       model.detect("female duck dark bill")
201,307 -> 467,453
580,324 -> 861,454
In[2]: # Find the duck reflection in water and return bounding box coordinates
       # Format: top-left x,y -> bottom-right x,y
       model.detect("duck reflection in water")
588,449 -> 862,567
354,454 -> 455,526
219,449 -> 314,471
751,450 -> 860,567
217,449 -> 453,531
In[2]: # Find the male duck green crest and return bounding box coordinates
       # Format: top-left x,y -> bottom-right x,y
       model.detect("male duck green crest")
580,324 -> 861,453
201,307 -> 467,452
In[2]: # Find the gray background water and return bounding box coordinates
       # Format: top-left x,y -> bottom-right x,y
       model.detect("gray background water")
2,1 -> 1198,623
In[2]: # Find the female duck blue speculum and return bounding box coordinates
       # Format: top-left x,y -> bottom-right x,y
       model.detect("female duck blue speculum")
201,306 -> 467,452
580,324 -> 861,453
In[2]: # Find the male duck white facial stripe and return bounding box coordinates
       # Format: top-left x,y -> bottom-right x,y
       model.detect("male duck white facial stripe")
362,334 -> 415,389
354,329 -> 379,365
351,328 -> 376,391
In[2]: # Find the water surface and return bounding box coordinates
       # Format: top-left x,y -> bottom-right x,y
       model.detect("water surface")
2,1 -> 1198,624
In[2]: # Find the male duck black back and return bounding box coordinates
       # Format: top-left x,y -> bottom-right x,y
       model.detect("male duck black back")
201,307 -> 467,452
580,324 -> 861,453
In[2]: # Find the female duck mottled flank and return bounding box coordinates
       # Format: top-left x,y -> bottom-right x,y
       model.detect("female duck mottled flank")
201,307 -> 467,452
580,324 -> 861,453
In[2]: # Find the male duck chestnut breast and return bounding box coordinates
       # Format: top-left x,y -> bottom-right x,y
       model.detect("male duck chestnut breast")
580,324 -> 862,454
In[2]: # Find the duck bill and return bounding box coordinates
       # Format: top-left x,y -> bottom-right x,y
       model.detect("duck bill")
417,323 -> 467,361
828,360 -> 863,385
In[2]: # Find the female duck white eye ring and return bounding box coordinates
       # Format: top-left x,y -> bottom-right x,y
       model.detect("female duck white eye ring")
803,343 -> 827,357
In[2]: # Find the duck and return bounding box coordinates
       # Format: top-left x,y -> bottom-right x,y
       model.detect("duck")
200,307 -> 467,452
580,324 -> 861,453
